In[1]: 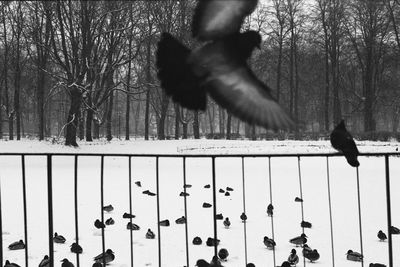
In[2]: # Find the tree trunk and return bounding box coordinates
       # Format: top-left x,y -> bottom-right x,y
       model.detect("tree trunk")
86,105 -> 93,141
174,104 -> 180,139
182,122 -> 188,139
144,35 -> 151,140
106,91 -> 114,141
65,87 -> 82,147
78,108 -> 84,140
193,110 -> 200,139
226,113 -> 232,139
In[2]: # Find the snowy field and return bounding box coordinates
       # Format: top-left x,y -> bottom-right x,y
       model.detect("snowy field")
0,139 -> 399,267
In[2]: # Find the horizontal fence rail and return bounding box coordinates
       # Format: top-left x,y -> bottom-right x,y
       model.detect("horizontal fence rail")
0,152 -> 397,267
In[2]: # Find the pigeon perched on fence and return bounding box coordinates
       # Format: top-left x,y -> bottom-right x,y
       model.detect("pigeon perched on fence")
156,0 -> 293,131
330,120 -> 360,167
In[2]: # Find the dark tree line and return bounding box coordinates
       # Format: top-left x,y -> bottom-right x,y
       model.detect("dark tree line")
0,0 -> 400,146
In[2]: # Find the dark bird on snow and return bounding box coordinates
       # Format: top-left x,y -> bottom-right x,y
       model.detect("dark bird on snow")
4,260 -> 20,267
142,190 -> 156,196
216,213 -> 223,220
105,217 -> 115,225
134,181 -> 141,187
289,233 -> 307,246
8,240 -> 25,250
206,237 -> 220,247
218,248 -> 229,261
304,249 -> 320,262
39,255 -> 50,267
203,202 -> 212,208
204,184 -> 211,188
61,259 -> 74,267
103,204 -> 114,212
184,184 -> 192,188
70,242 -> 83,254
267,204 -> 273,216
193,236 -> 202,245
94,219 -> 105,229
369,263 -> 386,267
390,225 -> 400,234
330,120 -> 360,167
159,219 -> 170,226
223,217 -> 231,228
378,230 -> 387,241
127,222 -> 140,230
180,191 -> 190,197
224,192 -> 230,196
146,228 -> 155,239
302,244 -> 312,256
195,258 -> 223,267
94,249 -> 115,264
246,264 -> 256,267
226,187 -> 234,191
92,263 -> 103,267
346,250 -> 363,262
287,249 -> 299,265
240,212 -> 247,222
263,236 -> 276,249
175,216 -> 186,224
279,262 -> 291,267
53,232 -> 66,243
294,197 -> 303,202
122,212 -> 135,219
301,220 -> 312,228
156,0 -> 294,131
219,188 -> 225,193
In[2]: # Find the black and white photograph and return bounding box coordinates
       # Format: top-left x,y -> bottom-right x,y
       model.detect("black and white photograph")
0,0 -> 399,266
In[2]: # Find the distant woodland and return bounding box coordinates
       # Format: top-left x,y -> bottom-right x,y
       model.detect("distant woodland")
0,0 -> 400,146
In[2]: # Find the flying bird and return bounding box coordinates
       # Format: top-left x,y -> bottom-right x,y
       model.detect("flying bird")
330,120 -> 360,167
156,0 -> 294,131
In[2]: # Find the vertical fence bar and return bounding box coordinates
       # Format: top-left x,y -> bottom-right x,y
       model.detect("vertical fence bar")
355,167 -> 364,267
47,155 -> 54,267
297,156 -> 306,267
268,157 -> 276,267
74,155 -> 80,267
128,156 -> 134,267
155,157 -> 161,267
0,175 -> 3,266
100,155 -> 106,267
326,157 -> 335,267
241,157 -> 248,265
211,156 -> 218,258
21,155 -> 28,267
182,157 -> 190,267
385,155 -> 393,267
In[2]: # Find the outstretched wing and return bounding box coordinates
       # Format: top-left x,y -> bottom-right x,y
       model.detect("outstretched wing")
206,65 -> 294,130
192,0 -> 258,41
156,32 -> 206,110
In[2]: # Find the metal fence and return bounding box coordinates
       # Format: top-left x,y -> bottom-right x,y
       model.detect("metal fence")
0,152 -> 397,267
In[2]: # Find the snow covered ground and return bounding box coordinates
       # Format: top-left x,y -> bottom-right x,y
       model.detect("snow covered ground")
0,139 -> 399,267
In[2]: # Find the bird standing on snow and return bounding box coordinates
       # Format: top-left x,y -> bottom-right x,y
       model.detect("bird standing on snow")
378,230 -> 387,241
240,212 -> 247,222
92,263 -> 103,267
263,236 -> 276,249
346,250 -> 363,262
156,0 -> 293,130
39,255 -> 50,267
218,248 -> 229,261
53,232 -> 66,243
146,229 -> 155,239
267,204 -> 273,217
390,226 -> 400,234
94,219 -> 105,229
304,249 -> 320,262
94,249 -> 115,264
330,120 -> 360,167
4,260 -> 21,267
8,240 -> 25,250
223,217 -> 231,228
61,259 -> 74,267
288,249 -> 299,265
369,263 -> 386,267
70,242 -> 83,254
103,204 -> 114,212
289,233 -> 307,246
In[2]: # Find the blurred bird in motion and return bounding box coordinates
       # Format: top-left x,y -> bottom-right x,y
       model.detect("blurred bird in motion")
330,120 -> 360,167
156,0 -> 293,130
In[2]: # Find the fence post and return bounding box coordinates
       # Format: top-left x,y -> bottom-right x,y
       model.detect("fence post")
0,175 -> 3,266
128,156 -> 134,267
74,155 -> 80,267
100,155 -> 106,267
182,157 -> 190,267
21,155 -> 28,267
211,156 -> 218,258
385,155 -> 393,267
156,157 -> 161,267
47,155 -> 54,267
326,157 -> 335,267
241,157 -> 248,265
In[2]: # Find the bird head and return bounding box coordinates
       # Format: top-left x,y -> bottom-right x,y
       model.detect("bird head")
301,233 -> 307,238
291,249 -> 296,254
61,258 -> 69,262
347,249 -> 353,254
